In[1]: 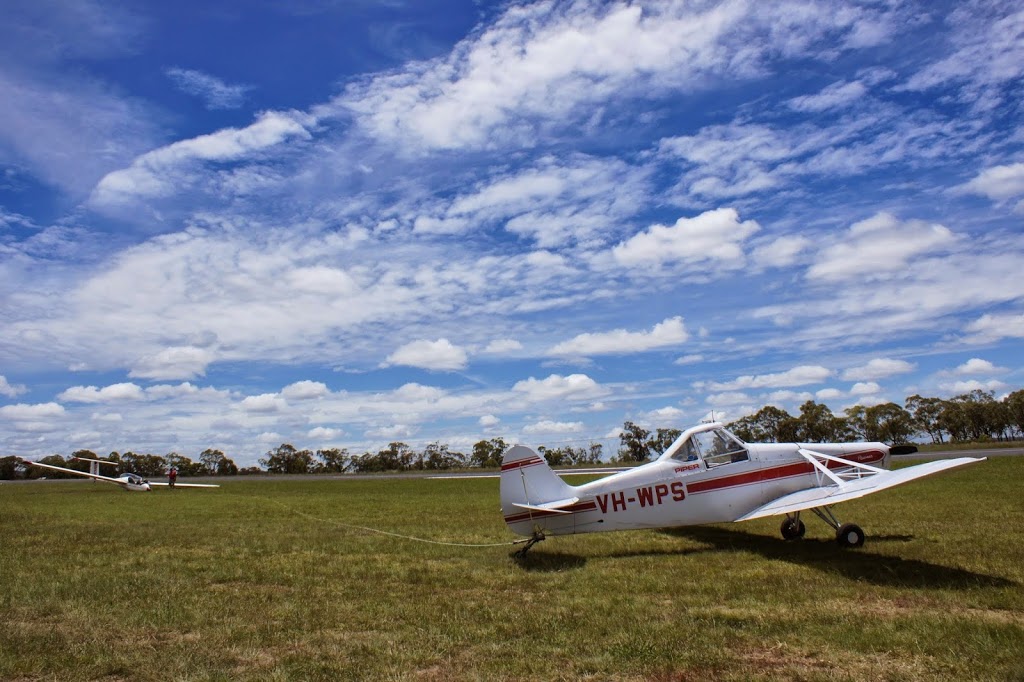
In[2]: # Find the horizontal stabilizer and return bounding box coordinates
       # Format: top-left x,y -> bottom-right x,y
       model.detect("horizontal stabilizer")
737,457 -> 985,521
512,496 -> 580,514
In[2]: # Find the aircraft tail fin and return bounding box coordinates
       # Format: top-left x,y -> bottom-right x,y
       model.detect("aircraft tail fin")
500,446 -> 580,536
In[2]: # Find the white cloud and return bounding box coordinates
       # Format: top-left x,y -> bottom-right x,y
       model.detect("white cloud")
91,110 -> 313,205
646,406 -> 685,421
338,1 -> 876,152
959,163 -> 1024,202
674,354 -> 704,366
0,402 -> 65,420
59,383 -> 145,403
952,358 -> 1005,376
512,373 -> 608,402
0,375 -> 28,398
816,388 -> 844,400
841,358 -> 915,381
166,67 -> 251,110
939,379 -> 1008,394
384,338 -> 468,371
807,212 -> 956,282
523,420 -> 584,435
479,414 -> 500,427
240,393 -> 287,413
483,339 -> 523,354
705,365 -> 832,391
308,426 -> 344,440
367,424 -> 416,439
612,208 -> 759,269
281,381 -> 330,400
706,392 -> 753,406
849,381 -> 881,396
787,80 -> 867,112
752,236 -> 812,269
548,316 -> 687,357
963,313 -> 1024,343
129,346 -> 215,380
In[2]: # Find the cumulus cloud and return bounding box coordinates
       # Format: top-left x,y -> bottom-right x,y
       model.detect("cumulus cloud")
308,426 -> 343,440
0,402 -> 66,419
240,393 -> 287,413
959,163 -> 1024,205
281,381 -> 330,400
951,358 -> 1005,376
548,316 -> 687,357
129,346 -> 215,380
849,381 -> 881,396
479,414 -> 500,427
807,212 -> 956,282
842,358 -> 915,381
512,373 -> 608,401
612,208 -> 759,269
384,339 -> 468,371
59,382 -> 145,403
939,379 -> 1007,394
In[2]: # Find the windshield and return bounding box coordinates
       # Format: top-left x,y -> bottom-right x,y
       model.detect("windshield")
672,427 -> 748,467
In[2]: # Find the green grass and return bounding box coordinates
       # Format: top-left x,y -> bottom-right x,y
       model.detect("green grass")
2,459 -> 1023,681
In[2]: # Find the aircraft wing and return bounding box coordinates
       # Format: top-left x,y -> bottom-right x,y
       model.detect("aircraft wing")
20,459 -> 125,484
149,482 -> 220,488
736,455 -> 985,522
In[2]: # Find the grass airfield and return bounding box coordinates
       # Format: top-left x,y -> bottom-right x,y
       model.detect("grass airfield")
2,458 -> 1023,681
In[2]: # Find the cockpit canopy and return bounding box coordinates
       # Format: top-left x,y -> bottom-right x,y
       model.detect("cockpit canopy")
660,423 -> 749,468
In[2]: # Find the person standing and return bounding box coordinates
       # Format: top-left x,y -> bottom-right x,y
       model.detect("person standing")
168,466 -> 177,489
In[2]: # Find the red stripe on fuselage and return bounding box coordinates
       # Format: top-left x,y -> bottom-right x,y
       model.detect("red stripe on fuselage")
687,450 -> 885,494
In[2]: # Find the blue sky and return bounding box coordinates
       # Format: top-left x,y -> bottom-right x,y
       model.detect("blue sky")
2,0 -> 1022,466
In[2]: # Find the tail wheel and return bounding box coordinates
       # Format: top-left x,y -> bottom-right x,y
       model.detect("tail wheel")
780,517 -> 806,540
836,523 -> 865,548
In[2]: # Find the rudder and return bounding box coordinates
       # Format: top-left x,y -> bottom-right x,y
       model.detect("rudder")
500,445 -> 579,536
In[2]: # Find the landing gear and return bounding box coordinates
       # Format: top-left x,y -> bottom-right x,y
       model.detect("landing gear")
780,515 -> 806,540
512,531 -> 546,559
808,505 -> 866,549
835,523 -> 865,548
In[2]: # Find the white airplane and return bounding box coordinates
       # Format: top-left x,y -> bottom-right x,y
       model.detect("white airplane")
501,422 -> 984,556
20,457 -> 219,492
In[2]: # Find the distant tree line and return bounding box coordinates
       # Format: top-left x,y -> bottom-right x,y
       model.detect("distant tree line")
3,388 -> 1021,480
724,389 -> 1024,448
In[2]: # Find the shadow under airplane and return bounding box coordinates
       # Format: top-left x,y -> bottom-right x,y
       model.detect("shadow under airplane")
514,526 -> 1016,590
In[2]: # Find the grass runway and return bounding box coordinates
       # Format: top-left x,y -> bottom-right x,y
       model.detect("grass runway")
2,458 -> 1023,680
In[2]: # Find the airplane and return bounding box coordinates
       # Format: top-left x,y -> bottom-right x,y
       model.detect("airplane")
500,421 -> 984,556
20,456 -> 219,492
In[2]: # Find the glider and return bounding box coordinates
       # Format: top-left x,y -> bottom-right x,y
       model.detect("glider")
20,457 -> 219,492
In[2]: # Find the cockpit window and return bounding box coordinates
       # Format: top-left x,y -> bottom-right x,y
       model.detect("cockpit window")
673,428 -> 748,467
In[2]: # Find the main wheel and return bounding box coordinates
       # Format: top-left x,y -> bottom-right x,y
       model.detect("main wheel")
780,517 -> 806,540
836,523 -> 865,548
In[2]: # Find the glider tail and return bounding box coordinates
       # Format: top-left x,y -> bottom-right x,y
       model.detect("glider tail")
500,446 -> 580,537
